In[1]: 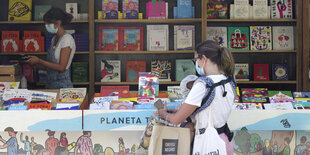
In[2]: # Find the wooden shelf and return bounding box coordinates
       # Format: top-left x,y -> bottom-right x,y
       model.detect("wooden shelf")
95,81 -> 180,85
207,19 -> 297,22
237,81 -> 297,84
95,18 -> 202,23
37,82 -> 89,86
0,20 -> 88,24
95,50 -> 194,54
231,50 -> 297,53
0,51 -> 89,55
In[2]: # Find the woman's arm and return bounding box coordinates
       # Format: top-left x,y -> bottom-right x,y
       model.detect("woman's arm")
158,103 -> 197,125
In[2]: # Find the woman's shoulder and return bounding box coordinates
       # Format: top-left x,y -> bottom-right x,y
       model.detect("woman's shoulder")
62,33 -> 74,40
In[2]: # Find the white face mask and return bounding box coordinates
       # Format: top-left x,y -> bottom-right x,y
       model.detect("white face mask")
45,24 -> 58,34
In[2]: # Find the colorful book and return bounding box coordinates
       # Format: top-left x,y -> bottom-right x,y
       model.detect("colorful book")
292,102 -> 310,110
110,101 -> 134,110
102,0 -> 119,19
175,59 -> 196,81
65,3 -> 78,20
27,103 -> 51,110
206,27 -> 227,47
264,102 -> 294,110
1,31 -> 20,52
100,86 -> 129,98
147,25 -> 169,51
119,27 -> 143,51
253,0 -> 268,19
3,89 -> 32,103
146,1 -> 166,19
72,62 -> 88,82
138,72 -> 159,101
8,0 -> 32,21
174,25 -> 195,50
34,5 -> 52,21
99,27 -> 119,51
241,88 -> 268,103
59,88 -> 87,103
268,90 -> 293,102
233,103 -> 263,110
167,86 -> 183,101
234,0 -> 249,19
293,92 -> 310,98
100,60 -> 121,82
253,64 -> 269,81
272,64 -> 288,81
22,31 -> 43,52
122,0 -> 139,19
207,0 -> 228,19
272,26 -> 294,50
271,0 -> 293,19
234,63 -> 249,81
250,26 -> 272,50
31,90 -> 57,103
56,103 -> 80,110
151,60 -> 171,81
126,60 -> 146,82
228,27 -> 250,50
0,82 -> 19,101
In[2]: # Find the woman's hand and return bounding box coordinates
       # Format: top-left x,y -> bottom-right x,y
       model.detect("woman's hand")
25,56 -> 40,65
154,101 -> 169,120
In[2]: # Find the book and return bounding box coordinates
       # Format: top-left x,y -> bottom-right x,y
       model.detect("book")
151,60 -> 172,81
206,27 -> 227,47
122,0 -> 139,19
268,90 -> 293,99
271,0 -> 293,19
27,103 -> 51,110
175,59 -> 196,81
253,0 -> 268,19
0,82 -> 19,101
31,90 -> 57,103
292,102 -> 310,110
100,86 -> 129,98
90,96 -> 118,110
110,101 -> 134,110
138,72 -> 159,101
22,31 -> 43,52
119,27 -> 143,51
66,3 -> 78,20
207,0 -> 228,19
3,89 -> 32,103
228,27 -> 250,50
8,0 -> 32,21
174,25 -> 195,50
100,60 -> 121,82
34,5 -> 52,21
146,1 -> 166,19
241,88 -> 268,103
272,64 -> 288,81
234,63 -> 249,81
56,103 -> 80,110
233,103 -> 263,110
272,26 -> 294,50
173,0 -> 195,19
147,25 -> 169,51
264,102 -> 294,110
102,0 -> 118,19
253,64 -> 269,81
167,86 -> 183,101
234,0 -> 249,19
59,88 -> 87,103
1,31 -> 20,52
293,92 -> 310,98
99,27 -> 119,51
72,62 -> 88,82
126,60 -> 146,82
250,26 -> 272,50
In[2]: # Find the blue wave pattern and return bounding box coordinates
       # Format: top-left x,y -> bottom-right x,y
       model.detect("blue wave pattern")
28,117 -> 82,131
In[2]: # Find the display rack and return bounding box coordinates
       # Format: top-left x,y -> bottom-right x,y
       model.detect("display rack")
302,0 -> 310,91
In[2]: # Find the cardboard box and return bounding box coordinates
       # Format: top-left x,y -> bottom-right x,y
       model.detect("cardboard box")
0,65 -> 21,75
0,75 -> 20,82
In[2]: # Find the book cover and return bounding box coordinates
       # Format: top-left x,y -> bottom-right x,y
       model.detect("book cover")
206,27 -> 227,47
110,101 -> 133,110
138,72 -> 159,101
234,63 -> 249,81
250,26 -> 272,50
59,88 -> 87,103
174,0 -> 194,19
268,90 -> 293,99
254,64 -> 269,81
65,3 -> 78,20
234,0 -> 249,19
174,25 -> 195,50
271,0 -> 293,19
119,27 -> 143,51
146,1 -> 166,19
147,25 -> 169,51
72,62 -> 88,82
207,0 -> 228,19
23,31 -> 42,52
241,88 -> 268,103
3,89 -> 32,103
233,103 -> 263,110
167,86 -> 183,100
264,102 -> 294,110
99,27 -> 119,51
56,103 -> 80,110
175,59 -> 196,81
1,31 -> 20,52
122,0 -> 139,19
151,60 -> 172,81
228,27 -> 250,50
8,0 -> 32,21
102,0 -> 118,19
272,26 -> 294,50
0,82 -> 19,101
34,5 -> 52,21
272,64 -> 288,81
253,0 -> 268,19
293,92 -> 310,98
126,60 -> 146,82
31,90 -> 57,103
100,86 -> 129,98
100,60 -> 121,82
27,103 -> 51,110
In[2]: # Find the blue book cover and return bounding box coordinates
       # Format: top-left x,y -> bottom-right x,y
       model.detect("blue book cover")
8,105 -> 28,110
134,104 -> 154,110
293,92 -> 310,98
174,0 -> 194,18
102,0 -> 119,19
272,64 -> 288,81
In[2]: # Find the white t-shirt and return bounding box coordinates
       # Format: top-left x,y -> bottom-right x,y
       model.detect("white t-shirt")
184,75 -> 235,131
51,33 -> 76,69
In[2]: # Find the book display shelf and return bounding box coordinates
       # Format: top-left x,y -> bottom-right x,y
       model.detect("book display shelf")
302,0 -> 310,91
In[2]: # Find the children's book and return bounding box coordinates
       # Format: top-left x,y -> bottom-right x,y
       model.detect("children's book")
174,25 -> 195,50
102,0 -> 119,19
3,89 -> 32,103
59,88 -> 87,103
138,72 -> 159,101
110,101 -> 134,110
234,63 -> 249,81
292,102 -> 310,110
167,86 -> 183,101
31,90 -> 57,103
228,27 -> 250,50
100,60 -> 121,82
264,102 -> 294,110
90,96 -> 118,110
119,27 -> 143,51
253,0 -> 268,19
126,60 -> 146,82
100,86 -> 129,98
1,31 -> 20,52
241,88 -> 268,103
250,26 -> 272,50
122,0 -> 139,19
99,27 -> 119,51
151,60 -> 171,81
65,3 -> 78,20
173,0 -> 195,19
27,103 -> 51,110
34,5 -> 52,21
175,59 -> 196,81
253,64 -> 269,81
268,90 -> 293,99
272,64 -> 288,81
55,103 -> 80,110
206,27 -> 227,47
8,105 -> 28,111
233,103 -> 263,110
147,25 -> 169,51
293,92 -> 310,98
146,1 -> 166,19
272,26 -> 294,50
23,31 -> 43,52
0,82 -> 19,100
72,62 -> 88,82
271,0 -> 293,19
8,0 -> 32,21
234,0 -> 249,19
207,0 -> 228,19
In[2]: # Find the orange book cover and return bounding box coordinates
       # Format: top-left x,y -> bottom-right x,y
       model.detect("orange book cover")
27,103 -> 51,110
126,60 -> 146,82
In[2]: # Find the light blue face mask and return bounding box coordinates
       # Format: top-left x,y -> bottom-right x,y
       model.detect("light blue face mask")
195,61 -> 206,76
45,24 -> 58,34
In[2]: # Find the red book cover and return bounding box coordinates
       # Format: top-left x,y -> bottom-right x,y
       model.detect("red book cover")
119,27 -> 143,51
23,63 -> 36,83
40,36 -> 45,52
126,60 -> 146,82
254,64 -> 270,81
1,31 -> 20,52
99,27 -> 119,51
100,85 -> 130,98
22,31 -> 42,52
27,103 -> 51,110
